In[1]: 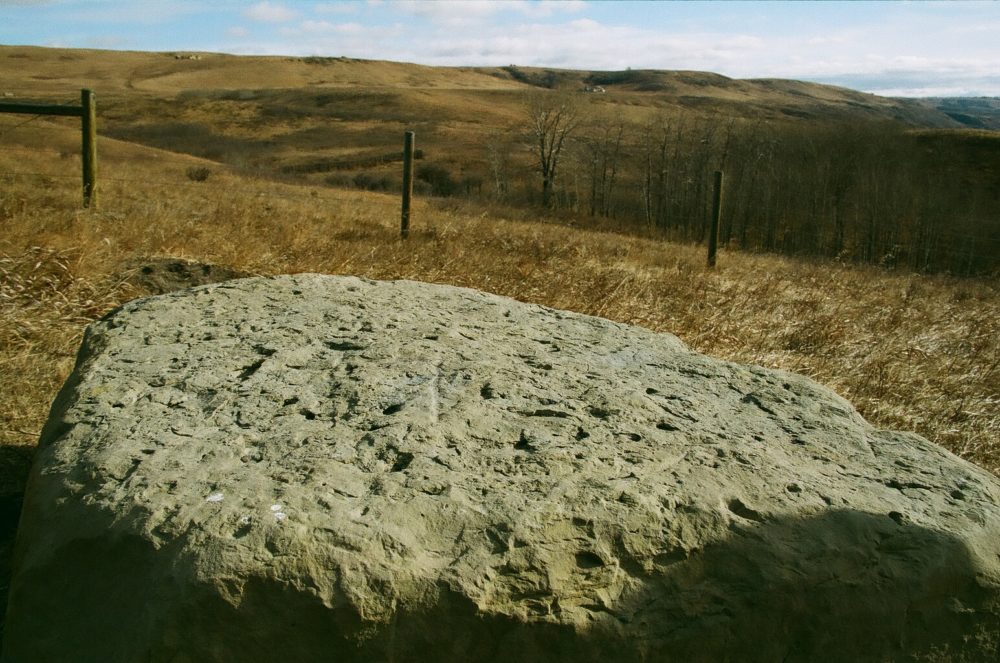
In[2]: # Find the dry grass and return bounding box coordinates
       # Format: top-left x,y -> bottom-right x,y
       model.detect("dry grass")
1,128 -> 997,491
2,125 -> 998,643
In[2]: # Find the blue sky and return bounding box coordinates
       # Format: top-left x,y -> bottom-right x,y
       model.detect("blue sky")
2,0 -> 999,97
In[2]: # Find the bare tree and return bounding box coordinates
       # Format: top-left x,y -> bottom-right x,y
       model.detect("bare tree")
525,92 -> 582,208
582,118 -> 625,218
485,130 -> 512,200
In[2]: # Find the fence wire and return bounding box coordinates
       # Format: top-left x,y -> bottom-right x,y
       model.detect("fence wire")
0,95 -> 82,140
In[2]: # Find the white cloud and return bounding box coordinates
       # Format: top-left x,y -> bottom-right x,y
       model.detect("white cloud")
398,18 -> 769,73
244,2 -> 297,23
67,0 -> 981,98
568,18 -> 599,30
515,0 -> 586,19
264,18 -> 406,55
389,0 -> 585,26
295,20 -> 336,33
204,5 -> 1000,97
281,19 -> 369,36
392,0 -> 505,25
314,2 -> 360,14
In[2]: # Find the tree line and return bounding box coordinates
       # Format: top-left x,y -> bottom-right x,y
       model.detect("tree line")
479,92 -> 1000,276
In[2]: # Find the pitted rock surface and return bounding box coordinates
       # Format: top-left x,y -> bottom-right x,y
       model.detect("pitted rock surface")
5,274 -> 1000,662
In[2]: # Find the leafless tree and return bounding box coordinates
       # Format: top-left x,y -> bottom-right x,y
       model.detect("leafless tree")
582,118 -> 624,218
525,92 -> 582,208
485,130 -> 512,200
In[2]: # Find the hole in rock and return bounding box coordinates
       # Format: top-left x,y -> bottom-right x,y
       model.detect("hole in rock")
382,403 -> 404,416
575,551 -> 605,569
391,452 -> 414,472
238,358 -> 267,381
727,498 -> 766,523
325,340 -> 367,352
589,406 -> 616,420
527,409 -> 570,418
514,432 -> 535,451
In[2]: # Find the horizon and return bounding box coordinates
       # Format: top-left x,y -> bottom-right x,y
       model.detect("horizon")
2,0 -> 1000,98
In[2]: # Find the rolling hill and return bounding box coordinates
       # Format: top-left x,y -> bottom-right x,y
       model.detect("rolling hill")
2,46 -> 999,636
1,44 -> 997,278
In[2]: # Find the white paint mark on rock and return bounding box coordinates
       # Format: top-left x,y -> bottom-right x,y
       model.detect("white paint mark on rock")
270,504 -> 282,512
206,492 -> 224,503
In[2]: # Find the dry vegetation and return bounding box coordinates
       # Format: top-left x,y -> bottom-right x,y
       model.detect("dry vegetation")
7,45 -> 997,277
2,115 -> 998,642
2,46 -> 999,654
1,122 -> 998,494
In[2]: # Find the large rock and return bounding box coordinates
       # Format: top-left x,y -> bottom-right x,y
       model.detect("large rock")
4,275 -> 1000,662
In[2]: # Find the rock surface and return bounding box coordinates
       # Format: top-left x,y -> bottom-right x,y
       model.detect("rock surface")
5,274 -> 1000,662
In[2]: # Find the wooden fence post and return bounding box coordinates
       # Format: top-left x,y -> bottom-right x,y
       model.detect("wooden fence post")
401,131 -> 415,239
81,89 -> 97,208
0,88 -> 97,208
707,170 -> 723,268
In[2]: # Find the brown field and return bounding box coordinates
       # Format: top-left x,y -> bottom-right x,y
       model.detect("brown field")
1,47 -> 999,636
0,44 -> 967,189
1,120 -> 997,481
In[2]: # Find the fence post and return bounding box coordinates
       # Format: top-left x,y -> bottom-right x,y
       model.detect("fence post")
401,131 -> 415,239
81,89 -> 97,208
707,170 -> 723,267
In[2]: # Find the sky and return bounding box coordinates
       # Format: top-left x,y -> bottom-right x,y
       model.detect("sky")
2,0 -> 999,97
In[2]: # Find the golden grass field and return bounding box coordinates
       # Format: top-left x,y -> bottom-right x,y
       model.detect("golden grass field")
1,120 -> 997,486
1,48 -> 998,638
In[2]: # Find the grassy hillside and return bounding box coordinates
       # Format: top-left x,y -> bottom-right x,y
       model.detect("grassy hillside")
919,97 -> 1000,130
1,109 -> 998,641
1,119 -> 997,477
0,43 -> 968,187
5,45 -> 997,276
2,43 -> 997,464
1,44 -> 997,485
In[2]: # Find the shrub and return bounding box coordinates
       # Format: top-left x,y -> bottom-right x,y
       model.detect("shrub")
185,166 -> 211,182
352,172 -> 396,192
324,173 -> 353,188
416,163 -> 459,197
